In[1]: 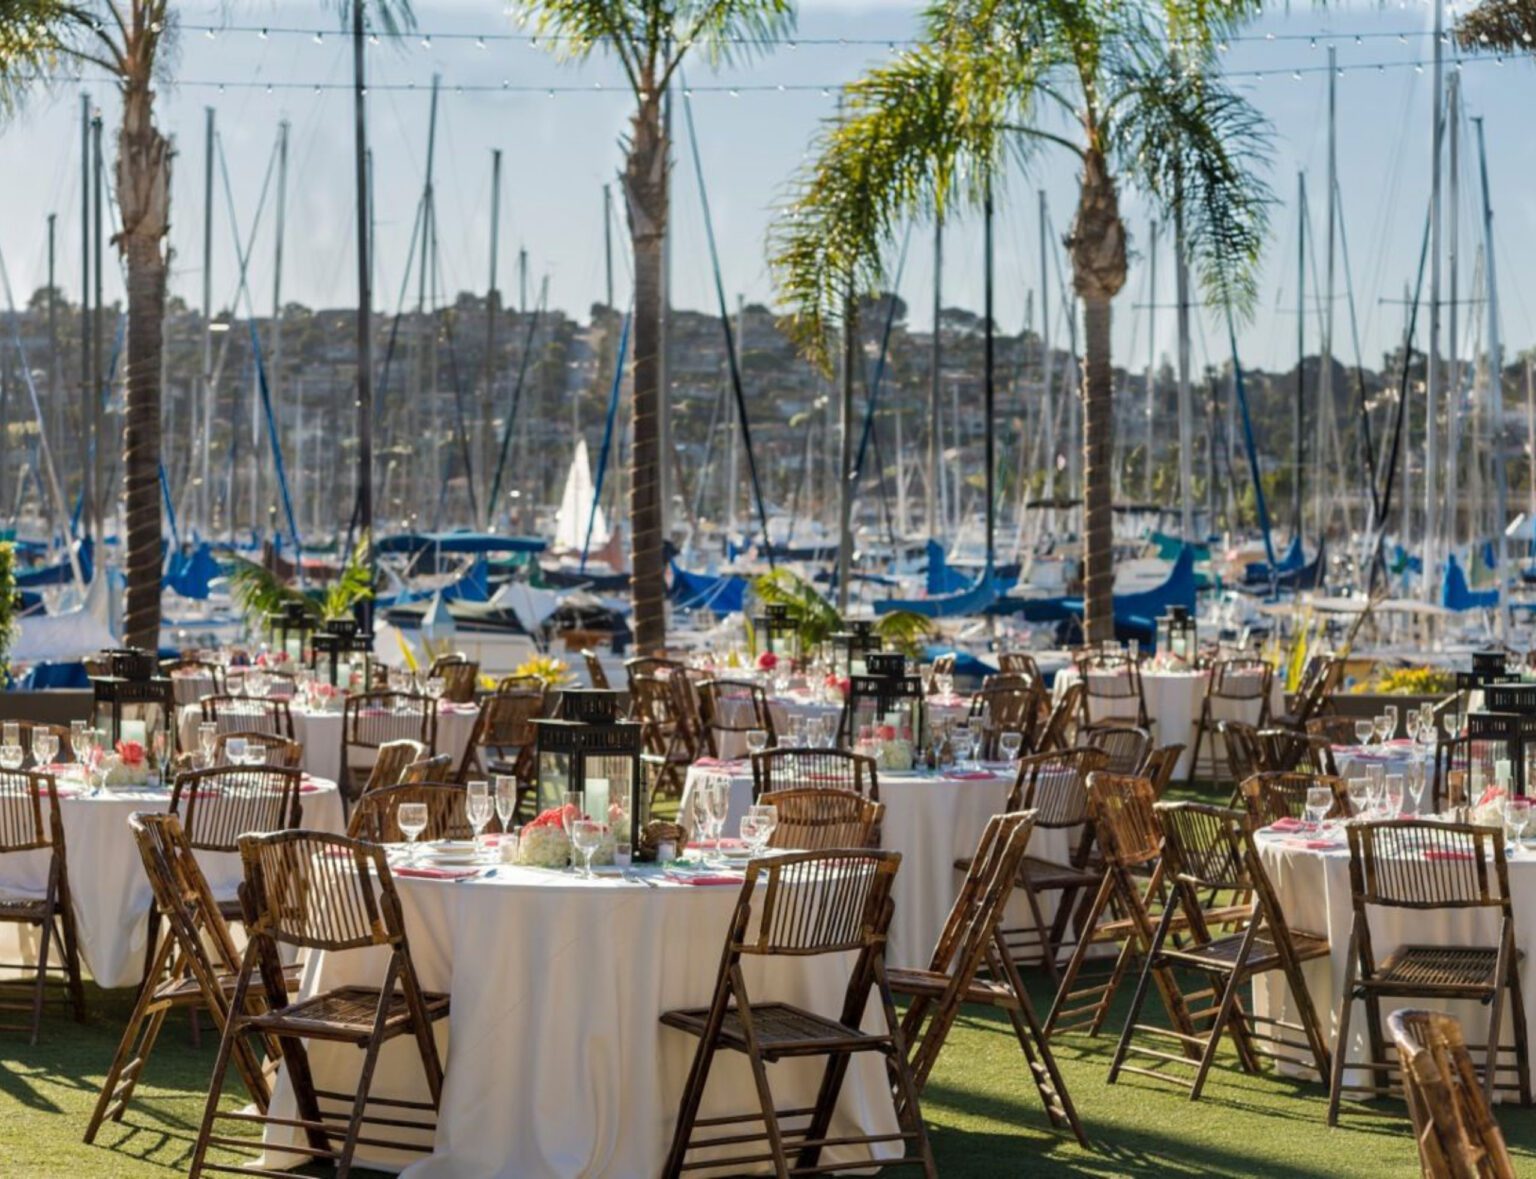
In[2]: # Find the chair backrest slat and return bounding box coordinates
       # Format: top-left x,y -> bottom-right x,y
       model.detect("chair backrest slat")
760,787 -> 883,851
734,848 -> 900,956
1348,819 -> 1508,912
347,781 -> 471,843
171,766 -> 305,853
239,829 -> 399,951
752,747 -> 878,802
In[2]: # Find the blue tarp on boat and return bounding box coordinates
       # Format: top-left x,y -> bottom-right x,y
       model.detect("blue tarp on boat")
377,556 -> 495,607
164,543 -> 223,600
377,531 -> 547,556
925,541 -> 973,596
1442,553 -> 1499,611
17,540 -> 92,589
669,562 -> 749,614
990,546 -> 1197,647
875,566 -> 1002,619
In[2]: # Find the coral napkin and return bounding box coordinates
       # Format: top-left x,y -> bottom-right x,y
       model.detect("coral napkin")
393,865 -> 481,881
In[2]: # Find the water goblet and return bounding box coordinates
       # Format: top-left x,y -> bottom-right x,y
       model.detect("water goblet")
816,715 -> 838,748
198,721 -> 218,764
494,774 -> 518,834
466,780 -> 493,855
749,802 -> 778,850
1384,774 -> 1405,818
1383,704 -> 1399,740
571,819 -> 605,879
1353,719 -> 1376,747
1405,762 -> 1428,814
31,729 -> 56,770
0,744 -> 23,771
1364,775 -> 1385,818
2,722 -> 18,749
224,736 -> 249,767
740,813 -> 763,855
998,731 -> 1024,764
151,730 -> 171,785
561,791 -> 585,866
789,716 -> 810,747
1373,713 -> 1394,745
1346,778 -> 1370,818
69,719 -> 88,764
1504,798 -> 1531,857
745,729 -> 770,757
1443,713 -> 1460,741
1305,785 -> 1333,828
425,677 -> 446,703
397,802 -> 429,862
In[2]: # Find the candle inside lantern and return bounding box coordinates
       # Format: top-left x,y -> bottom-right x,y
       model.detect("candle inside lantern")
120,719 -> 148,747
1496,759 -> 1512,788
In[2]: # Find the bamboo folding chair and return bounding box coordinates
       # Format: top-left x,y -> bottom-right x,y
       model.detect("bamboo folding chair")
1275,654 -> 1345,730
86,813 -> 296,1144
659,849 -> 936,1177
1083,725 -> 1153,776
347,782 -> 472,844
1108,802 -> 1332,1099
1077,653 -> 1151,731
341,692 -> 437,803
1327,820 -> 1532,1124
967,676 -> 1041,759
1035,682 -> 1083,754
188,831 -> 450,1178
631,673 -> 699,805
1187,657 -> 1273,784
697,678 -> 778,758
360,739 -> 428,795
1240,771 -> 1350,826
212,730 -> 305,769
426,654 -> 479,704
581,649 -> 611,689
1143,743 -> 1186,799
760,787 -> 884,851
200,695 -> 295,740
751,747 -> 878,802
891,811 -> 1088,1147
454,690 -> 542,799
0,769 -> 84,1042
1389,1009 -> 1518,1179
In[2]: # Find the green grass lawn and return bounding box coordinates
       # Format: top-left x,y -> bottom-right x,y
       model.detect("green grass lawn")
3,974 -> 1534,1177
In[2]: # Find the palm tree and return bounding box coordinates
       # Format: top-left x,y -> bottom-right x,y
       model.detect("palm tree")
1455,0 -> 1536,52
0,0 -> 173,648
513,0 -> 794,653
772,0 -> 1271,641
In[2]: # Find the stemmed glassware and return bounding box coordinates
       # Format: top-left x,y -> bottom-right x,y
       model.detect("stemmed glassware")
1503,798 -> 1531,858
494,775 -> 518,841
746,802 -> 777,853
2,722 -> 17,749
151,731 -> 172,786
397,802 -> 429,862
1353,719 -> 1376,747
998,731 -> 1024,764
1443,713 -> 1460,741
225,736 -> 249,767
571,819 -> 604,879
425,677 -> 447,704
0,743 -> 23,771
562,791 -> 585,870
1346,778 -> 1369,818
31,729 -> 57,770
466,780 -> 493,856
745,729 -> 770,757
1375,709 -> 1397,745
1405,762 -> 1428,815
84,728 -> 107,796
69,720 -> 88,768
198,721 -> 218,767
695,773 -> 730,866
1383,774 -> 1405,818
1304,785 -> 1333,828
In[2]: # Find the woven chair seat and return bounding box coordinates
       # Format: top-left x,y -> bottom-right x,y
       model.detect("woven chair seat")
0,896 -> 52,922
247,984 -> 450,1043
661,1000 -> 881,1061
1161,929 -> 1330,975
159,961 -> 304,1004
888,967 -> 1018,1010
1365,945 -> 1511,994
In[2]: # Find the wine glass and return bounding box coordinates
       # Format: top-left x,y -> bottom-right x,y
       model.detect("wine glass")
562,791 -> 585,869
0,744 -> 22,771
789,716 -> 809,747
198,721 -> 218,765
84,729 -> 107,796
2,722 -> 18,749
1404,712 -> 1422,747
952,727 -> 976,771
397,802 -> 429,862
151,731 -> 171,785
748,802 -> 778,851
225,736 -> 249,767
31,729 -> 56,769
817,714 -> 838,748
1503,798 -> 1531,857
1443,713 -> 1460,741
745,729 -> 770,756
701,774 -> 730,865
1305,785 -> 1333,828
1365,774 -> 1385,818
998,731 -> 1024,764
936,673 -> 954,700
739,813 -> 763,855
1383,705 -> 1399,740
1346,778 -> 1370,817
571,819 -> 604,879
494,774 -> 518,834
1353,719 -> 1376,747
1373,713 -> 1394,746
1405,762 -> 1428,815
425,677 -> 446,704
1384,774 -> 1405,818
466,780 -> 493,854
69,719 -> 88,764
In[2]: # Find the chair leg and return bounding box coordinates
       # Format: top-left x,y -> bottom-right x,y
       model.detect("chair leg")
1106,934 -> 1164,1085
29,911 -> 53,1046
1508,942 -> 1532,1106
1044,874 -> 1115,1037
1362,991 -> 1388,1101
734,999 -> 790,1179
1189,967 -> 1247,1101
992,943 -> 1088,1147
187,1004 -> 244,1179
1186,711 -> 1208,785
1326,985 -> 1355,1127
335,1008 -> 392,1179
84,982 -> 169,1143
874,965 -> 937,1178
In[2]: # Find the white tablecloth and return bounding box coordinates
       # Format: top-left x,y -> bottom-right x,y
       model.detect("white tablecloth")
264,866 -> 898,1177
1255,829 -> 1536,1090
1054,667 -> 1286,779
177,701 -> 480,783
1334,744 -> 1435,812
682,763 -> 1071,967
0,774 -> 345,988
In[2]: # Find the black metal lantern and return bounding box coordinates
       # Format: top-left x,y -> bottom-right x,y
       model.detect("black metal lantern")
753,602 -> 800,661
1156,605 -> 1197,665
840,651 -> 927,755
265,601 -> 315,663
89,647 -> 175,750
534,689 -> 645,857
831,619 -> 882,675
310,617 -> 372,688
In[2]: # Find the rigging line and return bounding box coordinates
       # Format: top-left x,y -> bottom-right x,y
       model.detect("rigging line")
852,223 -> 912,489
584,309 -> 631,572
486,276 -> 548,518
427,207 -> 481,528
1334,175 -> 1381,522
680,74 -> 775,570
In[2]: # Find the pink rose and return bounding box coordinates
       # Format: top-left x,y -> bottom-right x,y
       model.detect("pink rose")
756,651 -> 779,671
116,740 -> 146,766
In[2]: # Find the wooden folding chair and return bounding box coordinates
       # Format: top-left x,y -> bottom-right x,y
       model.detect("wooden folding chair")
342,692 -> 437,803
1036,682 -> 1083,753
188,831 -> 450,1178
1077,653 -> 1151,731
1108,802 -> 1332,1099
427,654 -> 479,704
1327,820 -> 1531,1124
1240,771 -> 1349,826
967,676 -> 1040,759
760,787 -> 884,851
1275,654 -> 1344,730
1083,725 -> 1153,776
1389,1009 -> 1518,1179
697,678 -> 778,758
892,811 -> 1088,1146
0,769 -> 84,1042
360,739 -> 428,795
1143,743 -> 1185,798
659,849 -> 935,1177
1187,657 -> 1273,784
751,747 -> 878,802
455,690 -> 542,802
200,695 -> 294,740
631,673 -> 699,805
86,813 -> 295,1143
581,649 -> 611,689
347,781 -> 472,843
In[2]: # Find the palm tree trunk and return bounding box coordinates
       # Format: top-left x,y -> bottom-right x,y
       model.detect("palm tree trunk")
115,76 -> 171,651
1081,297 -> 1114,642
1068,148 -> 1127,645
624,91 -> 668,653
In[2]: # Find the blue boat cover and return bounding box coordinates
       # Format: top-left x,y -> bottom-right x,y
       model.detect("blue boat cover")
875,566 -> 1001,619
17,540 -> 92,589
1442,553 -> 1499,611
377,531 -> 547,556
164,543 -> 224,600
669,562 -> 749,614
925,541 -> 973,596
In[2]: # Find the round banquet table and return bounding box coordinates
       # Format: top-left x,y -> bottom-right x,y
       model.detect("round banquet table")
262,863 -> 900,1178
1332,742 -> 1435,811
713,691 -> 971,760
682,761 -> 1072,968
0,773 -> 345,988
176,700 -> 480,783
1053,665 -> 1286,779
1253,826 -> 1536,1091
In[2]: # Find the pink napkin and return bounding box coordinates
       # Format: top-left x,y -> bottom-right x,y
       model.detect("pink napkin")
694,757 -> 743,769
947,770 -> 998,781
393,865 -> 481,881
299,783 -> 325,794
1269,817 -> 1317,834
1282,838 -> 1340,850
1424,849 -> 1476,862
687,838 -> 746,852
667,872 -> 745,887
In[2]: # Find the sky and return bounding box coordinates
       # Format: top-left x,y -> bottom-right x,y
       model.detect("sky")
1,0 -> 1534,379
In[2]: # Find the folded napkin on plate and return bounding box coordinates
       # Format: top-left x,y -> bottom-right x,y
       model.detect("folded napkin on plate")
392,865 -> 481,881
947,770 -> 998,781
693,757 -> 743,769
1269,817 -> 1318,834
1283,838 -> 1340,851
1424,849 -> 1477,862
686,838 -> 746,852
667,873 -> 745,887
298,782 -> 326,794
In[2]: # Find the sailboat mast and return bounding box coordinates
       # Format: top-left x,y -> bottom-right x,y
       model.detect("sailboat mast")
482,148 -> 502,525
1145,219 -> 1157,502
983,178 -> 996,570
1424,0 -> 1445,597
837,281 -> 856,615
1175,192 -> 1194,541
1473,116 -> 1508,636
1294,172 -> 1306,540
351,0 -> 375,562
79,94 -> 91,542
928,214 -> 941,538
1445,72 -> 1461,553
1038,191 -> 1053,502
603,182 -> 615,310
1321,50 -> 1339,537
91,109 -> 103,540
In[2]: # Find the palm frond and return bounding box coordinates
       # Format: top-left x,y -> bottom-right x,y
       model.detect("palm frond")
872,610 -> 937,661
1107,55 -> 1272,319
0,0 -> 103,118
664,0 -> 795,75
322,534 -> 375,621
227,560 -> 316,633
1454,0 -> 1536,53
320,0 -> 415,40
750,568 -> 842,651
